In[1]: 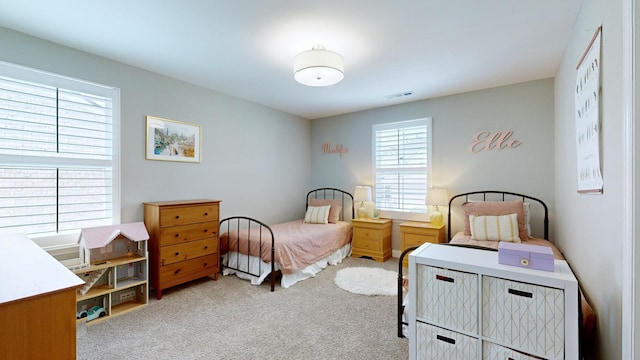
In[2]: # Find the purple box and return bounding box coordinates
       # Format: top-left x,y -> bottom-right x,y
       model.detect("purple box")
498,242 -> 555,272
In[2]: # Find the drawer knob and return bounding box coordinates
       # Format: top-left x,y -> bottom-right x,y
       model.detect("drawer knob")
175,233 -> 180,238
204,262 -> 208,267
204,229 -> 208,233
204,212 -> 208,216
204,246 -> 208,250
174,268 -> 181,275
520,258 -> 529,266
175,252 -> 180,256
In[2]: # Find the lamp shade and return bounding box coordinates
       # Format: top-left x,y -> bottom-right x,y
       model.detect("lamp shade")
426,188 -> 448,206
354,186 -> 372,203
294,45 -> 344,87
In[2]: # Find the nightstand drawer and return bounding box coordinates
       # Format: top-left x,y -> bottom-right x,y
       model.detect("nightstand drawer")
159,222 -> 218,246
353,237 -> 381,251
354,227 -> 380,241
159,254 -> 218,288
404,233 -> 438,247
417,265 -> 478,334
161,238 -> 217,265
159,205 -> 219,227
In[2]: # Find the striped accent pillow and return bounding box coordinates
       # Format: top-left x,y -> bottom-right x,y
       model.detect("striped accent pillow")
304,205 -> 331,224
469,213 -> 521,242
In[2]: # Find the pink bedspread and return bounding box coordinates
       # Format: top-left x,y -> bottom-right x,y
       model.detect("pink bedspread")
220,220 -> 352,274
450,231 -> 564,259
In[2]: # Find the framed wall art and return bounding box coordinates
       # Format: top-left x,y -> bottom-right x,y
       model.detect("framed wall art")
145,116 -> 201,163
575,26 -> 603,194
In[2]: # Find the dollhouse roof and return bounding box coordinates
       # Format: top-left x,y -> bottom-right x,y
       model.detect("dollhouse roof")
79,222 -> 149,249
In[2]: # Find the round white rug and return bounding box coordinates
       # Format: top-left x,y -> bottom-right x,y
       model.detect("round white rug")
334,267 -> 398,296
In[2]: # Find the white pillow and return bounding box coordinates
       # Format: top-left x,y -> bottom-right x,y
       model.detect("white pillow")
469,213 -> 521,242
304,205 -> 331,224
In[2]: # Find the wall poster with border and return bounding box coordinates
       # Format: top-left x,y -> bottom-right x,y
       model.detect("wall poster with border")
575,26 -> 603,194
145,115 -> 201,163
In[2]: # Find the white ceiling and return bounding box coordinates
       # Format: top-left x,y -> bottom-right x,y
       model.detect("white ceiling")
0,1 -> 583,119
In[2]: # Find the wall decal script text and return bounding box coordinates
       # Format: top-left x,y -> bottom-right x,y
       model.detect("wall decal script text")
322,143 -> 349,158
468,131 -> 521,153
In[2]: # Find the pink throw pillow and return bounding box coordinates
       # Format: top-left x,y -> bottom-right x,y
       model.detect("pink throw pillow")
309,198 -> 342,223
462,200 -> 528,240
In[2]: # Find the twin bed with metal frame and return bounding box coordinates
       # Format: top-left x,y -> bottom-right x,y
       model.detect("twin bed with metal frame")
397,190 -> 595,358
219,188 -> 354,291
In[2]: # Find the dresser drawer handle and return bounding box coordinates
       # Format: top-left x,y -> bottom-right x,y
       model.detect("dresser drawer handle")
174,268 -> 181,275
204,212 -> 208,216
436,335 -> 455,345
175,215 -> 180,219
204,246 -> 208,250
175,233 -> 180,238
203,262 -> 208,267
175,252 -> 180,256
508,288 -> 533,298
204,229 -> 208,233
436,275 -> 454,283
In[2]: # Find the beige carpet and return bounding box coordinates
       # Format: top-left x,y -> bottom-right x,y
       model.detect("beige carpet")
77,256 -> 408,360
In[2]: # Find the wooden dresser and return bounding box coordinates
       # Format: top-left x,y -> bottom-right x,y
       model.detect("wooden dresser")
144,199 -> 221,299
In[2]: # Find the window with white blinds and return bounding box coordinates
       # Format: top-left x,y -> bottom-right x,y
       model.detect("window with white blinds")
0,61 -> 120,241
373,118 -> 431,214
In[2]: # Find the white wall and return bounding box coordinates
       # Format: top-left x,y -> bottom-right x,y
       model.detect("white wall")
554,0 -> 624,358
311,79 -> 555,252
0,27 -> 312,226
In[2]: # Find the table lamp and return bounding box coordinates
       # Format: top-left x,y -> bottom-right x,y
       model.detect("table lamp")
354,186 -> 372,219
426,188 -> 448,227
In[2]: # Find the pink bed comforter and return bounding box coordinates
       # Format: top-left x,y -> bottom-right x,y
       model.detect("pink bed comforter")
449,231 -> 564,259
220,220 -> 352,274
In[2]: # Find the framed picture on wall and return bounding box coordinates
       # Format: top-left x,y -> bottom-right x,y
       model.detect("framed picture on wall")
145,115 -> 201,163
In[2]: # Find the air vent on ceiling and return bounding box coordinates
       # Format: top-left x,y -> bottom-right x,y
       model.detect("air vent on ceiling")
384,91 -> 413,99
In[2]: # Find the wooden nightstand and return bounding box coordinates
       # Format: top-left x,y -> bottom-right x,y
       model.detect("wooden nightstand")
399,221 -> 445,267
351,218 -> 392,262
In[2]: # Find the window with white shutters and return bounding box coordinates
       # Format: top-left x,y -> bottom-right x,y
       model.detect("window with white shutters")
0,61 -> 120,242
373,118 -> 431,214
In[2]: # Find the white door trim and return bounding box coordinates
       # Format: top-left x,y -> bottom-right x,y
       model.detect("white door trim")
621,0 -> 636,358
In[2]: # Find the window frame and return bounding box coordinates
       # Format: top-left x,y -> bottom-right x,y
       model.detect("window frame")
372,117 -> 432,221
0,61 -> 121,248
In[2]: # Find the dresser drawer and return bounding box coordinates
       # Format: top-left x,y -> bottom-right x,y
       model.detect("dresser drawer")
417,265 -> 478,334
483,341 -> 542,360
159,222 -> 218,246
353,227 -> 380,241
160,238 -> 217,266
416,322 -> 479,360
482,276 -> 564,359
158,254 -> 218,288
404,233 -> 438,247
159,204 -> 219,227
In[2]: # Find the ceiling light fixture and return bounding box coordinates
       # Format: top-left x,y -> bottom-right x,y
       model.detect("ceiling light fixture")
293,45 -> 344,87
